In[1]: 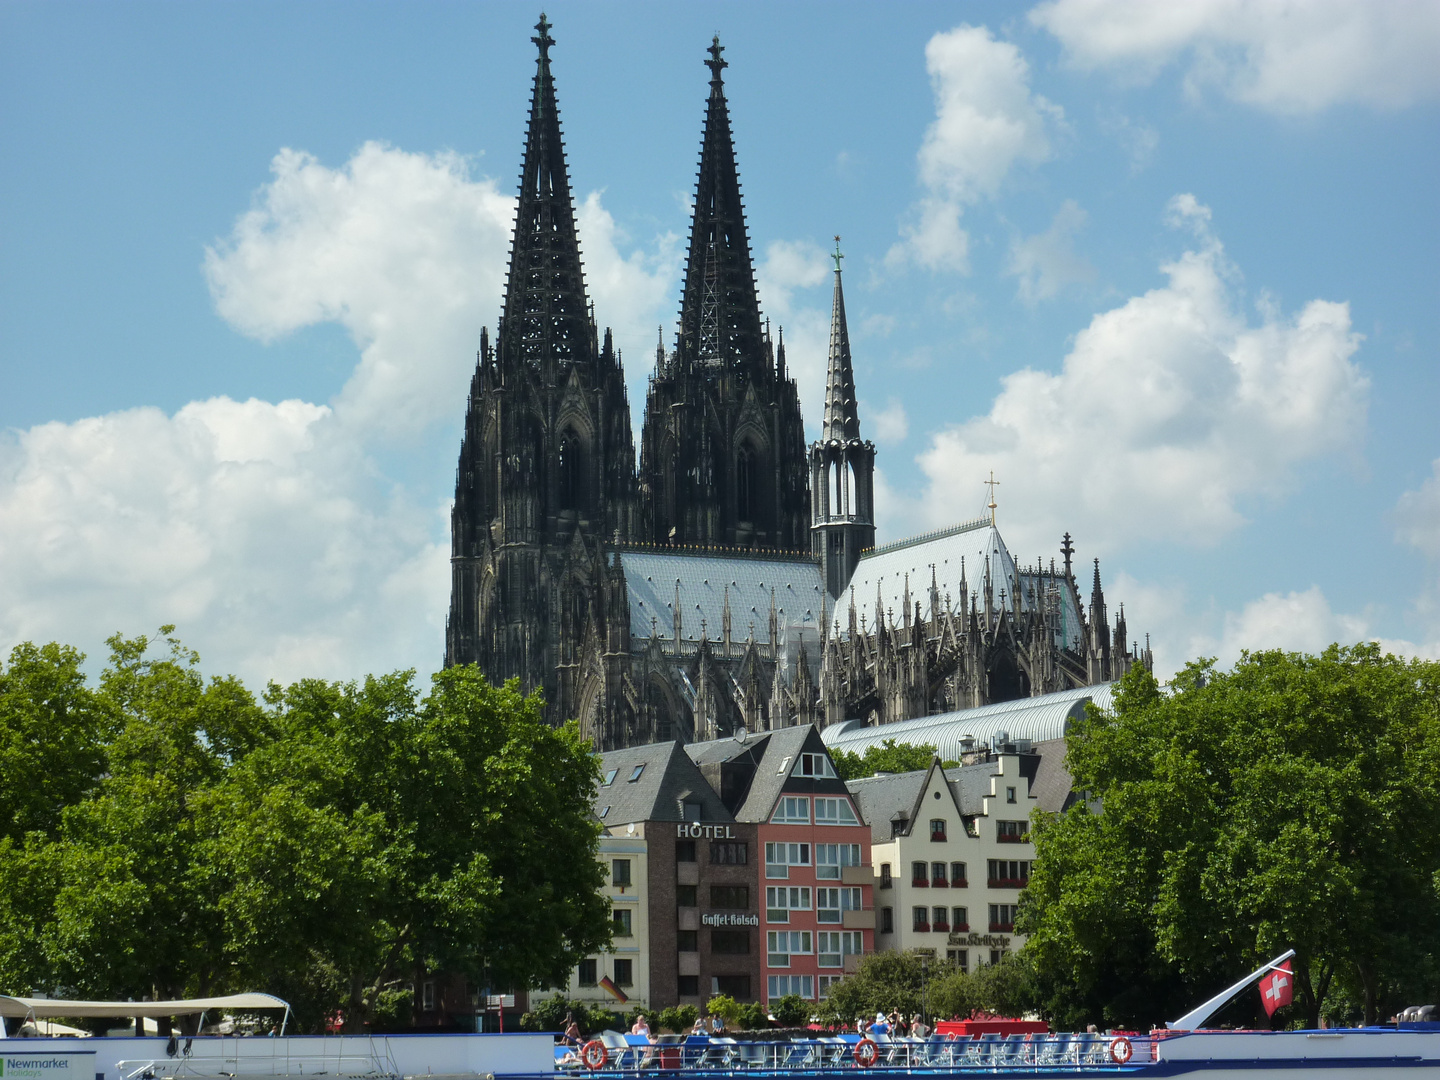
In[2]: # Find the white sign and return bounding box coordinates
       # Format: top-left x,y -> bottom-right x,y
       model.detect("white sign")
702,913 -> 759,927
676,824 -> 736,839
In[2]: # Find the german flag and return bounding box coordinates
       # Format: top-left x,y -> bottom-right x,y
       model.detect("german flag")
598,975 -> 629,1004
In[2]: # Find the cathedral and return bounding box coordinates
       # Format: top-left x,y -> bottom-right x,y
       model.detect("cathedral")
445,18 -> 1150,751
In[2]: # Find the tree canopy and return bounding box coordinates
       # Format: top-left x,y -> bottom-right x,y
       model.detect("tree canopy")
1020,645 -> 1440,1030
832,738 -> 955,782
0,631 -> 612,1031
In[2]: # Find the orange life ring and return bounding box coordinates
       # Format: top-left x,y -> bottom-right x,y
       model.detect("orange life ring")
1109,1036 -> 1133,1064
854,1038 -> 879,1068
581,1039 -> 608,1069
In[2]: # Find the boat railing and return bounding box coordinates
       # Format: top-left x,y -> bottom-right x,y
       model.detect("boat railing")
559,1031 -> 1158,1072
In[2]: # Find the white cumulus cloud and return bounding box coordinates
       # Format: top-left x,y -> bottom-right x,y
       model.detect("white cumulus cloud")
4,141 -> 678,687
1030,0 -> 1440,115
912,195 -> 1368,559
756,239 -> 834,438
889,24 -> 1063,272
1395,458 -> 1440,560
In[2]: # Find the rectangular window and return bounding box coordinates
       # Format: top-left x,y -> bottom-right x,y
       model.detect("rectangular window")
946,949 -> 968,973
766,885 -> 811,922
677,884 -> 697,907
933,905 -> 950,931
881,906 -> 894,934
1006,785 -> 1017,803
715,974 -> 750,998
628,764 -> 645,783
912,906 -> 930,932
683,800 -> 702,821
602,769 -> 618,786
996,820 -> 1028,843
816,931 -> 864,968
614,958 -> 633,986
952,906 -> 968,931
771,796 -> 810,824
816,887 -> 863,924
990,949 -> 1005,966
578,958 -> 597,986
818,974 -> 843,999
710,841 -> 748,865
880,863 -> 892,889
677,974 -> 699,997
612,859 -> 632,886
422,980 -> 435,1011
814,797 -> 860,825
932,861 -> 948,886
987,860 -> 1032,887
799,753 -> 838,778
965,817 -> 979,838
815,842 -> 863,879
767,974 -> 814,1000
930,817 -> 947,841
952,861 -> 968,886
989,903 -> 1018,931
911,861 -> 929,886
710,884 -> 750,908
767,930 -> 813,967
711,929 -> 750,955
677,929 -> 698,952
677,839 -> 697,862
765,841 -> 811,879
612,908 -> 632,936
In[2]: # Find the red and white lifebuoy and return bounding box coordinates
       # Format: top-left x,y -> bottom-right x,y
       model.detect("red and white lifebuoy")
581,1039 -> 608,1069
853,1038 -> 879,1068
1109,1036 -> 1133,1064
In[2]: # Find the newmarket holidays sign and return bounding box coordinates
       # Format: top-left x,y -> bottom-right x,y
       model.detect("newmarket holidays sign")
1,1053 -> 96,1080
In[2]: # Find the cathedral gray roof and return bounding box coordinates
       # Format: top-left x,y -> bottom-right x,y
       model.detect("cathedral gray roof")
834,520 -> 1085,652
820,682 -> 1115,760
616,549 -> 825,646
593,740 -> 734,825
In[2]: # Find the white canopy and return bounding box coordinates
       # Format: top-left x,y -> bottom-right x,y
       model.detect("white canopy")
0,994 -> 289,1019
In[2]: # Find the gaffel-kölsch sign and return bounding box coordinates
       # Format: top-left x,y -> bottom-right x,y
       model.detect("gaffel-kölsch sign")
676,823 -> 737,839
703,913 -> 759,927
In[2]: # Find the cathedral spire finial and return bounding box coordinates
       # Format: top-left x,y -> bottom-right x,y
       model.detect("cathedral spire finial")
532,13 -> 554,57
831,235 -> 844,273
706,34 -> 727,85
985,470 -> 1000,525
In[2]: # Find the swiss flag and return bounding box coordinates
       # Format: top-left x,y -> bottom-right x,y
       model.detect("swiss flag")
1259,960 -> 1295,1016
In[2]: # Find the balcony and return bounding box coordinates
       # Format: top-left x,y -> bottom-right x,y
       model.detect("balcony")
989,921 -> 1014,933
996,834 -> 1028,845
842,864 -> 873,886
843,908 -> 876,930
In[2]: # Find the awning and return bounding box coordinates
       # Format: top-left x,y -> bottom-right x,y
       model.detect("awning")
0,994 -> 289,1019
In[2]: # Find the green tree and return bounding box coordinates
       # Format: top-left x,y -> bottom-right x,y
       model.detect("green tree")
831,739 -> 954,782
770,993 -> 811,1026
208,666 -> 612,1030
0,641 -> 110,842
1020,647 -> 1440,1029
814,950 -> 932,1027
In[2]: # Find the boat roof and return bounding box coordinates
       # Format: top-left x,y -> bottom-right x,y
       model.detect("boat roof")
0,993 -> 289,1018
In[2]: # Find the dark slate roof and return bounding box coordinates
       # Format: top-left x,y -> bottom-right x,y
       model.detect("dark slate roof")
683,724 -> 851,824
616,550 -> 825,646
846,769 -> 928,844
594,741 -> 732,825
1027,738 -> 1075,813
945,760 -> 1002,815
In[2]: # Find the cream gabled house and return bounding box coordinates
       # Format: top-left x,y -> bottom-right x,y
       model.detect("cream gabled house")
848,750 -> 1049,971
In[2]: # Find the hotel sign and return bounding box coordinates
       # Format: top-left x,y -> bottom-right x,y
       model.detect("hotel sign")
947,931 -> 1011,948
703,913 -> 759,927
676,823 -> 737,839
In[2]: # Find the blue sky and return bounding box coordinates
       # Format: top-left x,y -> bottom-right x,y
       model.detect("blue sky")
2,0 -> 1438,687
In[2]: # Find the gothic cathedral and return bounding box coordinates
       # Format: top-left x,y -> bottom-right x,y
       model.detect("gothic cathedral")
446,20 -> 1148,750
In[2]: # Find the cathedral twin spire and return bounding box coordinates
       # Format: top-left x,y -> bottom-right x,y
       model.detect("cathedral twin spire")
499,14 -> 594,375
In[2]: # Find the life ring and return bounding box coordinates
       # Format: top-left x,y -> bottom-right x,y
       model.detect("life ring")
581,1039 -> 608,1069
853,1038 -> 879,1068
1109,1036 -> 1133,1064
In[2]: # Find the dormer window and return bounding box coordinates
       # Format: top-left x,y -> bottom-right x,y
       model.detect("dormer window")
814,798 -> 859,825
799,753 -> 837,778
772,797 -> 810,824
